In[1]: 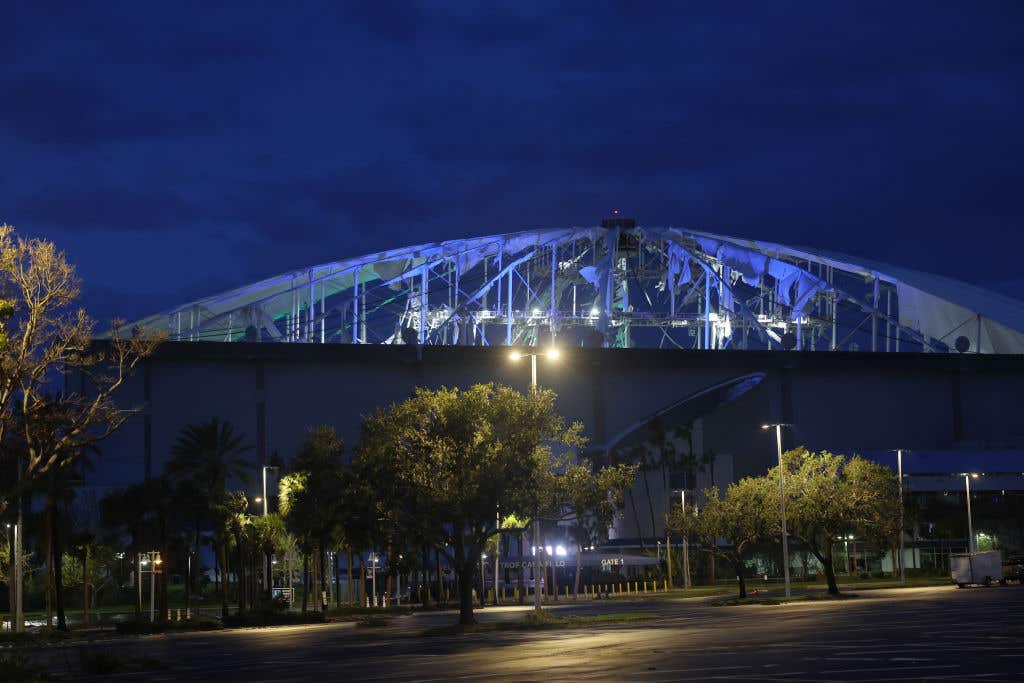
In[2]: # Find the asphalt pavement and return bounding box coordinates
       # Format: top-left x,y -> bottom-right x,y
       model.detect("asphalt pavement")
20,584 -> 1024,682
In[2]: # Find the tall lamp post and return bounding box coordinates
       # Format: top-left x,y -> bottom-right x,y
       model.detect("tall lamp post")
260,466 -> 280,593
679,489 -> 691,589
509,346 -> 560,614
7,522 -> 22,633
964,473 -> 979,553
762,423 -> 792,598
896,449 -> 906,584
138,551 -> 162,622
261,466 -> 279,517
369,552 -> 379,607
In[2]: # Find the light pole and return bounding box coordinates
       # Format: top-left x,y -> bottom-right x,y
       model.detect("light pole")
964,473 -> 978,553
369,552 -> 378,607
509,346 -> 560,614
137,552 -> 144,618
261,465 -> 279,517
138,551 -> 162,622
480,553 -> 487,607
6,528 -> 21,634
680,489 -> 691,589
762,423 -> 792,598
897,449 -> 905,584
261,466 -> 279,594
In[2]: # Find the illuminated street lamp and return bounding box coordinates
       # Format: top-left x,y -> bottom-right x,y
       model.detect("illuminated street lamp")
762,423 -> 792,598
6,522 -> 22,633
509,346 -> 560,614
261,465 -> 279,517
896,449 -> 906,584
260,466 -> 280,594
964,473 -> 979,553
369,552 -> 379,607
138,551 -> 162,622
480,553 -> 487,607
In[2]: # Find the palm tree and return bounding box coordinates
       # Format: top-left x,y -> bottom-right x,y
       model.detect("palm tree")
167,418 -> 254,500
166,418 -> 253,614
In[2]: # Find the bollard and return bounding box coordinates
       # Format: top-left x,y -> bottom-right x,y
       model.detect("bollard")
176,609 -> 181,621
663,579 -> 668,592
186,608 -> 191,620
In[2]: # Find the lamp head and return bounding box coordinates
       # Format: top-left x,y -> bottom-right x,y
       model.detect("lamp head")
254,496 -> 263,503
546,347 -> 561,360
509,350 -> 522,362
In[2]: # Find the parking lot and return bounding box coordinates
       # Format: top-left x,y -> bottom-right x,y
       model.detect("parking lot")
18,584 -> 1024,681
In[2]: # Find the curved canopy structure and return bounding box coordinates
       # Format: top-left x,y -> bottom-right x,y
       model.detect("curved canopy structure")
121,226 -> 1024,354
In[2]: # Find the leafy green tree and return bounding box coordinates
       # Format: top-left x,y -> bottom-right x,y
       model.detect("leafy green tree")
357,383 -> 585,625
562,460 -> 637,596
844,456 -> 902,555
768,448 -> 900,595
279,426 -> 349,611
670,478 -> 778,599
769,449 -> 846,594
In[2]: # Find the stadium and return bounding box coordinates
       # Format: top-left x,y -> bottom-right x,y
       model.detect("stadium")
99,220 -> 1024,574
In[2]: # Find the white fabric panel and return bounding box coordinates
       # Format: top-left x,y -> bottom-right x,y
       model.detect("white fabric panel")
896,282 -> 1024,353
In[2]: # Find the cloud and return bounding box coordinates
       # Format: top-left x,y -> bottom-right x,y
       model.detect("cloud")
13,185 -> 201,232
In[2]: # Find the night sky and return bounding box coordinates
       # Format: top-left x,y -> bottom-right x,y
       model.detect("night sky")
4,1 -> 1023,327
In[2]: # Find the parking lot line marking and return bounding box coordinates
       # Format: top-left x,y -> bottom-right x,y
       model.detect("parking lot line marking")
821,664 -> 959,675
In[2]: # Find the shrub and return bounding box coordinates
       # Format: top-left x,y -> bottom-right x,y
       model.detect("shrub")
222,609 -> 326,628
114,617 -> 221,635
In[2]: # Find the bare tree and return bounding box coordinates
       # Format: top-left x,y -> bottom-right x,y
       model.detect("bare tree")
0,223 -> 163,515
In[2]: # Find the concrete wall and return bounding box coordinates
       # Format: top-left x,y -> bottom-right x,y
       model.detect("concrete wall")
90,343 -> 1024,539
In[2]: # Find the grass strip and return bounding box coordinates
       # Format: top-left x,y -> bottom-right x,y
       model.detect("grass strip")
713,593 -> 859,606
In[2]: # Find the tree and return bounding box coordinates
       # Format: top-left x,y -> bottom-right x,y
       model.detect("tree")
166,418 -> 253,612
356,384 -> 585,625
562,460 -> 637,596
279,426 -> 348,612
769,448 -> 900,595
0,224 -> 162,516
670,479 -> 778,599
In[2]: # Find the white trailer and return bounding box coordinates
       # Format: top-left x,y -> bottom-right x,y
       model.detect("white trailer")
950,551 -> 1003,587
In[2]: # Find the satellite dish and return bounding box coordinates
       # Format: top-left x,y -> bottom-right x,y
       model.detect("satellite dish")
781,332 -> 798,351
955,335 -> 971,353
401,326 -> 419,346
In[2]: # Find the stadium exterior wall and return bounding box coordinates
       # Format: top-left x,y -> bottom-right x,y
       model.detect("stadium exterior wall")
84,343 -> 1024,540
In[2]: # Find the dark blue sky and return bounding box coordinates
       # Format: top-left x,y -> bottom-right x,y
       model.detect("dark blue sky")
4,1 -> 1023,325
